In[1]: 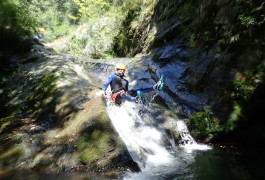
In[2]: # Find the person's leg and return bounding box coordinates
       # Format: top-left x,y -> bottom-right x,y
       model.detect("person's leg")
136,90 -> 147,105
127,88 -> 152,105
130,87 -> 154,94
128,76 -> 164,96
119,92 -> 137,102
153,75 -> 165,90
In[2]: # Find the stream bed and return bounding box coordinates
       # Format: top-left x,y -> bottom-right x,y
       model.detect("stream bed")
1,146 -> 264,180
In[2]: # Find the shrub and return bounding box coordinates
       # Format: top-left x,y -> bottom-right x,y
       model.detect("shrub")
190,107 -> 221,140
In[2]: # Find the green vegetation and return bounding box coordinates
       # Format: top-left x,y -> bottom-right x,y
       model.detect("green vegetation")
0,116 -> 18,134
0,0 -> 36,54
233,78 -> 256,103
233,61 -> 265,104
74,105 -> 120,169
0,146 -> 24,166
1,72 -> 59,118
182,1 -> 263,49
25,72 -> 59,114
152,0 -> 264,141
0,0 -> 36,35
225,104 -> 242,132
0,0 -> 264,154
190,103 -> 243,140
25,0 -> 79,42
190,59 -> 265,141
190,107 -> 221,140
0,0 -> 78,47
72,0 -> 111,18
0,73 -> 9,88
112,7 -> 141,57
78,130 -> 113,164
0,115 -> 24,167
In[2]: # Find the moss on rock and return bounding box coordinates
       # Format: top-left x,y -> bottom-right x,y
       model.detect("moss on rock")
0,146 -> 24,167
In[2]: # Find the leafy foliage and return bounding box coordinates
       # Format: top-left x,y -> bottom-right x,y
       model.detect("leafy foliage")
233,78 -> 255,103
0,0 -> 36,53
225,104 -> 242,132
51,0 -> 129,58
190,107 -> 221,140
238,14 -> 256,27
174,0 -> 264,49
112,0 -> 154,56
72,0 -> 111,19
0,0 -> 37,35
24,0 -> 79,42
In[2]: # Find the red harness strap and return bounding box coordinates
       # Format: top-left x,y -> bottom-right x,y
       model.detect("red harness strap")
111,90 -> 124,103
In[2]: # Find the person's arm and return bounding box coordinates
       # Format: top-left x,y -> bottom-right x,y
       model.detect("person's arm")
102,74 -> 115,91
34,34 -> 40,40
34,34 -> 45,43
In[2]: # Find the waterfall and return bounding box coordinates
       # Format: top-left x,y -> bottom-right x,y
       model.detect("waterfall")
104,92 -> 211,179
176,120 -> 211,153
106,101 -> 184,180
97,58 -> 212,180
106,101 -> 173,170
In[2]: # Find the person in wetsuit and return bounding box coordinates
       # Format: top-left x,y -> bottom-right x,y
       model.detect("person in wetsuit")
34,27 -> 45,43
102,64 -> 162,104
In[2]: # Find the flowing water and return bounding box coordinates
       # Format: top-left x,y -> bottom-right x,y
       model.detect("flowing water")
2,97 -> 263,180
104,99 -> 265,180
1,146 -> 264,180
1,58 -> 264,179
105,99 -> 212,180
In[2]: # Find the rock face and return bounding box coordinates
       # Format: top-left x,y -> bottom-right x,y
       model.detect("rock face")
1,0 -> 264,174
0,44 -> 140,173
0,42 -> 186,173
0,37 -> 257,173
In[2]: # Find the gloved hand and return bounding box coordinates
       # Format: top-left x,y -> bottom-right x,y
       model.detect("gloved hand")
96,90 -> 106,97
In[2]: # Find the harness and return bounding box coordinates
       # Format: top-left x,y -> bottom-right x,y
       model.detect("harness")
111,90 -> 125,103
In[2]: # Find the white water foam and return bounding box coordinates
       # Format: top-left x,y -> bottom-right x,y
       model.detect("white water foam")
176,120 -> 212,153
105,97 -> 211,179
106,101 -> 173,170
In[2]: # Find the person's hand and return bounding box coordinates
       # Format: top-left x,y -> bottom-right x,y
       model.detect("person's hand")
96,90 -> 106,97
